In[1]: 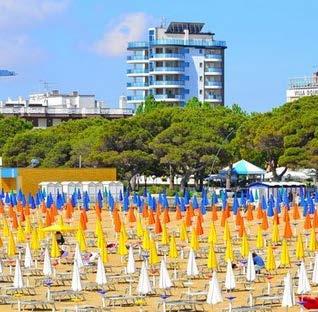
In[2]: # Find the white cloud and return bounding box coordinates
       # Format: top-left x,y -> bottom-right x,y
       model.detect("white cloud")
0,0 -> 69,66
0,0 -> 69,28
93,12 -> 151,57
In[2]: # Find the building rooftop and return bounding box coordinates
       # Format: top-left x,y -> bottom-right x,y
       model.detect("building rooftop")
288,72 -> 318,89
166,22 -> 204,34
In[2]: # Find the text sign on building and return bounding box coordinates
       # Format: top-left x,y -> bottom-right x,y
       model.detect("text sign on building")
289,88 -> 318,97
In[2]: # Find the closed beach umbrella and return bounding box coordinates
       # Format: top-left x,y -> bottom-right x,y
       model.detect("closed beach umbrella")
246,252 -> 256,282
127,245 -> 136,274
297,261 -> 311,294
74,243 -> 84,269
24,243 -> 34,268
207,271 -> 223,305
137,261 -> 152,295
312,253 -> 318,285
96,256 -> 107,286
282,272 -> 295,308
186,249 -> 199,277
71,260 -> 82,292
13,258 -> 24,289
159,259 -> 172,290
43,247 -> 53,276
225,260 -> 236,290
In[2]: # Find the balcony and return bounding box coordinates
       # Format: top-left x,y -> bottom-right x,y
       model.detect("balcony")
149,53 -> 184,60
154,94 -> 184,101
150,80 -> 185,88
150,67 -> 184,73
127,68 -> 149,75
205,54 -> 223,61
127,82 -> 149,88
205,81 -> 223,88
205,94 -> 223,102
205,67 -> 223,74
127,41 -> 149,49
127,96 -> 145,102
150,39 -> 226,48
127,55 -> 149,63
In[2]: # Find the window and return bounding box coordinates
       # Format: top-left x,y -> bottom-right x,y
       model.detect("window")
185,62 -> 190,67
199,63 -> 203,68
185,89 -> 190,94
200,76 -> 203,81
199,49 -> 202,54
184,48 -> 190,53
199,90 -> 202,95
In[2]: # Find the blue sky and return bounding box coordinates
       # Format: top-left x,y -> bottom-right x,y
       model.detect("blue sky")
0,0 -> 317,112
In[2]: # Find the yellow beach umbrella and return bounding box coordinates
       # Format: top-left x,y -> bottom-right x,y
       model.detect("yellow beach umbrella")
271,222 -> 280,244
24,217 -> 32,235
37,217 -> 45,240
168,233 -> 178,259
149,238 -> 159,265
161,224 -> 169,245
0,234 -> 3,248
136,215 -> 144,238
76,226 -> 87,252
50,233 -> 60,258
100,244 -> 108,264
16,224 -> 26,243
309,228 -> 317,252
30,228 -> 40,251
121,223 -> 128,243
280,239 -> 290,267
225,238 -> 234,262
7,231 -> 16,257
240,234 -> 250,258
95,218 -> 103,238
256,225 -> 264,249
2,217 -> 9,237
295,233 -> 304,260
190,228 -> 199,251
118,229 -> 128,256
179,221 -> 188,243
265,245 -> 276,271
142,229 -> 150,250
207,242 -> 218,270
97,231 -> 106,249
42,215 -> 76,233
208,222 -> 217,245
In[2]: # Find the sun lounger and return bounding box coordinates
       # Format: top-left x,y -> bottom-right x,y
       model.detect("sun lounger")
157,299 -> 205,312
63,305 -> 102,312
11,300 -> 56,312
253,294 -> 281,306
3,287 -> 36,296
221,306 -> 272,312
0,274 -> 14,282
180,290 -> 208,301
49,290 -> 85,302
100,294 -> 145,308
0,295 -> 14,305
83,281 -> 116,292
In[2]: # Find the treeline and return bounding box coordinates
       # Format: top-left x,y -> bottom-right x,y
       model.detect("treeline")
1,95 -> 318,190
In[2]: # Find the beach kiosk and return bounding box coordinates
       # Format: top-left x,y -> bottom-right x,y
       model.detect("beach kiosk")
39,181 -> 63,199
82,181 -> 99,202
102,181 -> 124,201
248,181 -> 305,201
61,181 -> 83,198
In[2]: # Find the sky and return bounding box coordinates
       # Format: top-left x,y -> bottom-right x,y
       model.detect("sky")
0,0 -> 317,112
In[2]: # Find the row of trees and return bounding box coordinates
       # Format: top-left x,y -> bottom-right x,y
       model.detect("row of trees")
1,95 -> 318,190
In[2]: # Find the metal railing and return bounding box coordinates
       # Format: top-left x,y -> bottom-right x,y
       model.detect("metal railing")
205,81 -> 223,87
150,39 -> 226,48
205,67 -> 223,73
127,55 -> 148,61
127,82 -> 149,87
127,68 -> 149,74
127,41 -> 149,49
150,53 -> 184,59
150,80 -> 185,86
150,67 -> 184,72
205,54 -> 223,60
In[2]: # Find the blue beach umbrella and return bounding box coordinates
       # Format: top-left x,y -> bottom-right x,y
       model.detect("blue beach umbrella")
232,195 -> 239,215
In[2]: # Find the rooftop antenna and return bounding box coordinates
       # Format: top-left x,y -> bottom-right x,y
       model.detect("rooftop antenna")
160,17 -> 167,28
39,80 -> 55,93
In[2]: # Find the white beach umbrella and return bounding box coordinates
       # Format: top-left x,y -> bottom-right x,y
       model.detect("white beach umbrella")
13,258 -> 24,289
95,256 -> 107,286
71,260 -> 82,292
225,261 -> 236,290
159,259 -> 172,290
43,247 -> 53,276
246,252 -> 256,282
186,249 -> 199,277
312,253 -> 318,285
207,271 -> 223,305
24,243 -> 34,268
282,272 -> 295,308
127,245 -> 135,274
137,261 -> 152,295
74,243 -> 84,269
297,261 -> 311,294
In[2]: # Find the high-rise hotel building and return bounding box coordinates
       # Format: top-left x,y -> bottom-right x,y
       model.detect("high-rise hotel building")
126,22 -> 227,108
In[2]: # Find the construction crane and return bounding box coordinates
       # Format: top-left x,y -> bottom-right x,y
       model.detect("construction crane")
0,69 -> 16,77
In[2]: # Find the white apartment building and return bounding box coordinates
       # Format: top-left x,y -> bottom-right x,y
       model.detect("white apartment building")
126,21 -> 227,108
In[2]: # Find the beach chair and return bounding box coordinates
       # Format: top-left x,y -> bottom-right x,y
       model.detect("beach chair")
3,286 -> 36,296
10,300 -> 56,312
49,290 -> 85,302
63,305 -> 102,312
